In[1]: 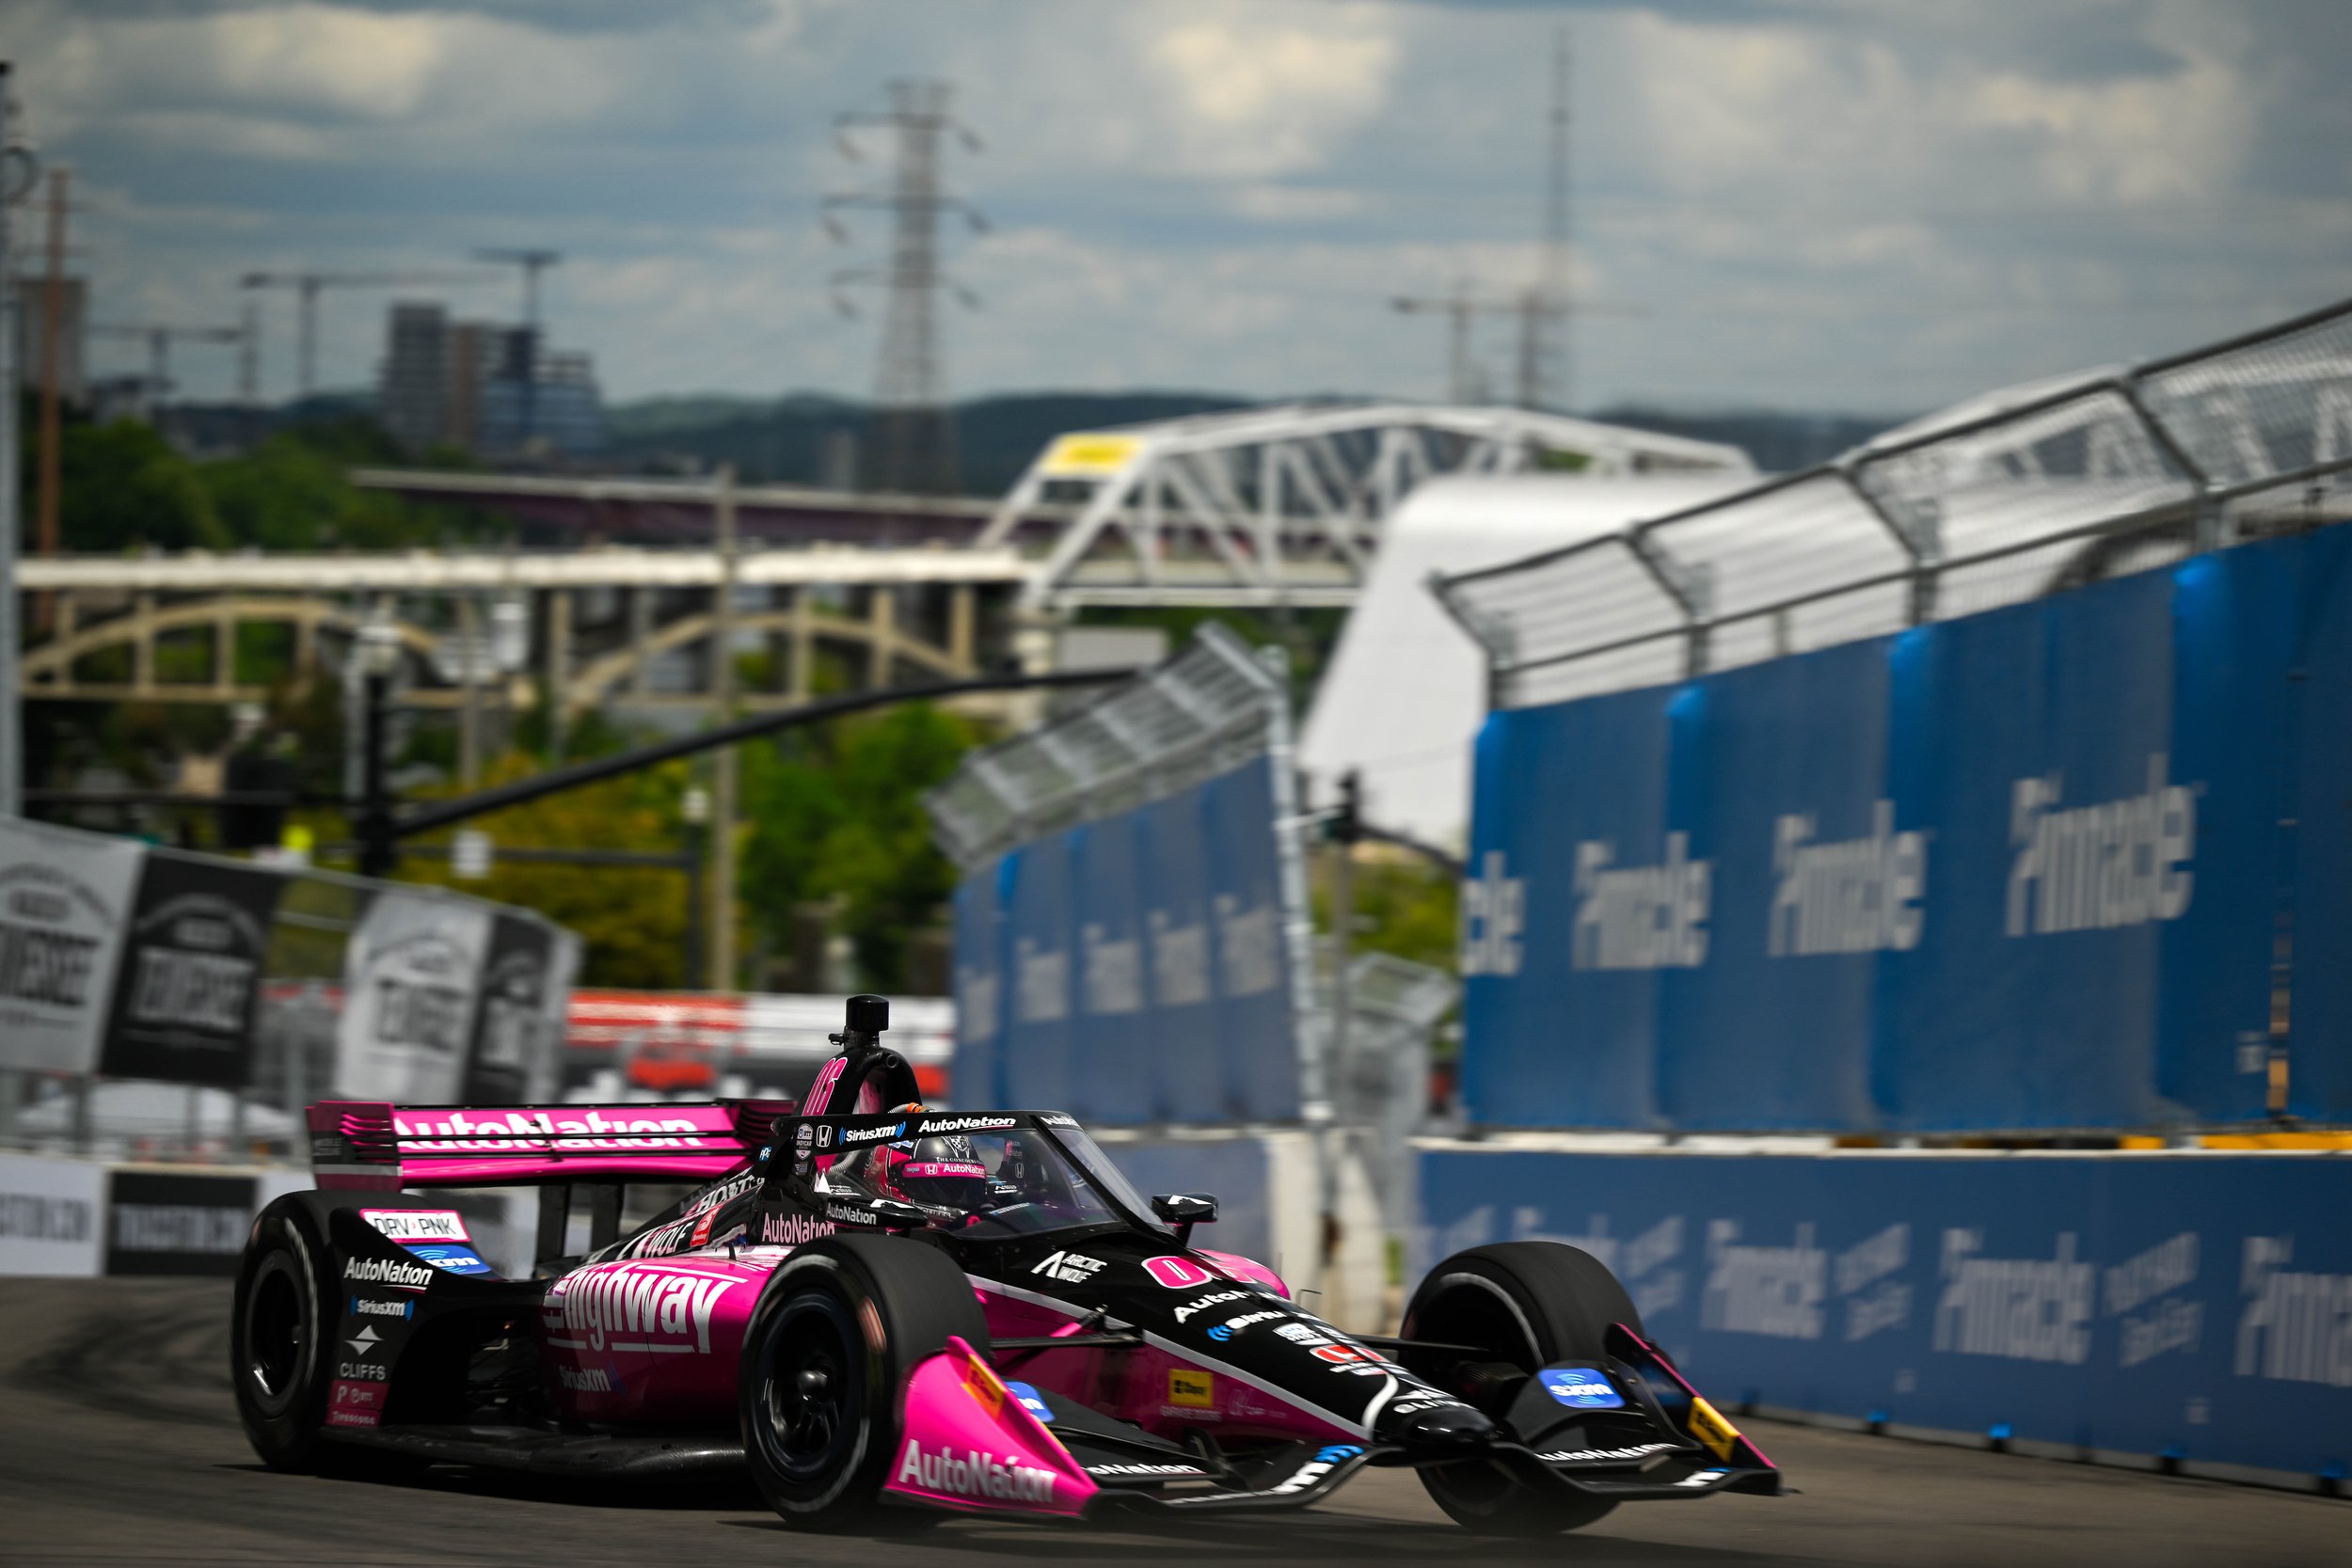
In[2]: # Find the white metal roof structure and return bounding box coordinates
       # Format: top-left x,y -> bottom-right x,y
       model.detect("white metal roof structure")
1296,472 -> 1758,847
977,403 -> 1752,610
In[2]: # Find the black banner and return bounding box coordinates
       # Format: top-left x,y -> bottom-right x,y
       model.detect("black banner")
463,913 -> 559,1102
104,1170 -> 259,1276
97,852 -> 284,1088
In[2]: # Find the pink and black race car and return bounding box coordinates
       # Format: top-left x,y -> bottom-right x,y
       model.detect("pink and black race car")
234,996 -> 1780,1536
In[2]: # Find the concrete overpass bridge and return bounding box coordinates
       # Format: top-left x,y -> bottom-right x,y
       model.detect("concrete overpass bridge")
17,404 -> 1750,736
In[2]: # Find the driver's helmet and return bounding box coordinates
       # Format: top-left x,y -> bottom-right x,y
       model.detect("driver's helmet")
868,1105 -> 992,1213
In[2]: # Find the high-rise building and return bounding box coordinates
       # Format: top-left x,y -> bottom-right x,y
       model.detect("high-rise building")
378,302 -> 451,453
377,303 -> 606,459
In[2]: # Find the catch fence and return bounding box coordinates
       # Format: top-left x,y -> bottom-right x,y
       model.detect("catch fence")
1433,298 -> 2352,710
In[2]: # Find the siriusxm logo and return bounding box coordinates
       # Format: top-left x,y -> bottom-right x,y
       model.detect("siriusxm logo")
839,1122 -> 906,1146
1538,1369 -> 1624,1409
1206,1309 -> 1284,1341
348,1296 -> 413,1320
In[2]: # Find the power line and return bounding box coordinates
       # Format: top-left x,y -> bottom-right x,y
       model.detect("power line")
827,80 -> 986,497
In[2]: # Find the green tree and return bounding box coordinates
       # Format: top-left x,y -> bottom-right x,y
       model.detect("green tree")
55,418 -> 225,551
397,752 -> 697,990
200,420 -> 497,550
739,704 -> 980,990
1312,847 -> 1461,973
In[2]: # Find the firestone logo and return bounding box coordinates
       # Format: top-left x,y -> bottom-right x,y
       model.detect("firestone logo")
896,1440 -> 1058,1503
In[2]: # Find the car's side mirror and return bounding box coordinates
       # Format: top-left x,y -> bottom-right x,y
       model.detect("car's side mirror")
1152,1193 -> 1218,1244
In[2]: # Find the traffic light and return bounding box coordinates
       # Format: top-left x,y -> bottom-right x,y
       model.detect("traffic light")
1331,769 -> 1362,847
220,753 -> 294,849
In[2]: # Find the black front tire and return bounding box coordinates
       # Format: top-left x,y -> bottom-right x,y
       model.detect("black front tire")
1400,1241 -> 1644,1537
738,1233 -> 989,1532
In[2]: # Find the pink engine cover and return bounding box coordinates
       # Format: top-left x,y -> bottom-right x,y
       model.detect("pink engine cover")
884,1337 -> 1095,1517
538,1249 -> 786,1420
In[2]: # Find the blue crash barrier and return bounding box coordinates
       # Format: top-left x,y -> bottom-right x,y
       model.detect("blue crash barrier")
951,754 -> 1303,1125
1417,1146 -> 2352,1484
2287,525 -> 2352,1122
1460,526 -> 2352,1131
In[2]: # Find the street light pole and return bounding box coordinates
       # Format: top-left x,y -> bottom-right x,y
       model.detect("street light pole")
358,665 -> 394,879
0,63 -> 27,820
355,621 -> 403,879
708,467 -> 738,991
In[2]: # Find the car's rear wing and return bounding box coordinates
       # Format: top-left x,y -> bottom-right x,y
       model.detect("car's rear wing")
307,1098 -> 794,1191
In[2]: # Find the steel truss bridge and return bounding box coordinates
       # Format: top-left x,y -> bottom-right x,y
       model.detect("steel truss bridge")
16,404 -> 1749,718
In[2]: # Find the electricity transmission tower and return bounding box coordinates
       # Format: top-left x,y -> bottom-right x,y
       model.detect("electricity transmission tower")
1523,26 -> 1574,414
1392,31 -> 1612,414
827,80 -> 986,497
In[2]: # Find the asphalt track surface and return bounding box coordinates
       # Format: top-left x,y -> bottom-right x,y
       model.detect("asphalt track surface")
6,1280 -> 2344,1568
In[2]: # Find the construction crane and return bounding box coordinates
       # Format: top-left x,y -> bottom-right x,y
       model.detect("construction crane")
1392,285 -> 1527,406
237,270 -> 497,402
91,322 -> 246,411
472,248 -> 561,446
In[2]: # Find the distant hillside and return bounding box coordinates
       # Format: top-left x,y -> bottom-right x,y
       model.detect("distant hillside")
1587,405 -> 1900,474
600,390 -> 1903,496
602,390 -> 1252,496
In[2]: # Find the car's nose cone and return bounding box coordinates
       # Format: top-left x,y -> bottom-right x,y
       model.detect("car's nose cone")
1391,1402 -> 1498,1455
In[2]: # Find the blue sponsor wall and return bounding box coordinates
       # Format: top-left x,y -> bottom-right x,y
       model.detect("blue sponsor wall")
950,753 -> 1302,1123
1458,527 -> 2352,1131
1417,1148 -> 2352,1482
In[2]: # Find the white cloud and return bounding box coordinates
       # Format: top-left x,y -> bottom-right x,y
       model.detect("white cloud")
1146,6 -> 1401,179
25,0 -> 2347,414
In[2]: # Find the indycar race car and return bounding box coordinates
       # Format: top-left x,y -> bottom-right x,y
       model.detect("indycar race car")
234,995 -> 1781,1535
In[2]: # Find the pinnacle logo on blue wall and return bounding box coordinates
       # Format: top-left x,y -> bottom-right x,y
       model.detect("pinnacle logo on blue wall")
950,753 -> 1301,1126
1417,1143 -> 2352,1484
1454,532 -> 2352,1132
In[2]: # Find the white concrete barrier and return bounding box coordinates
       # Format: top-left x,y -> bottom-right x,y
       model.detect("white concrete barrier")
0,1153 -> 105,1277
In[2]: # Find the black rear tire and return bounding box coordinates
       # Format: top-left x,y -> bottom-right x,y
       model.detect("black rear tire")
738,1233 -> 989,1533
1399,1241 -> 1644,1536
231,1198 -> 426,1480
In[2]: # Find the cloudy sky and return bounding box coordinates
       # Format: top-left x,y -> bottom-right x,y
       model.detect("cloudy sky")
10,0 -> 2349,415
